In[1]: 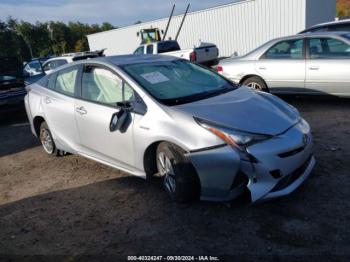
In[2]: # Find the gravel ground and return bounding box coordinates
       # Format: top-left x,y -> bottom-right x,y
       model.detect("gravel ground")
0,96 -> 349,261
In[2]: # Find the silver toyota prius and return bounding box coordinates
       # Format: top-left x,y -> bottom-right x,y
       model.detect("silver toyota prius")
25,55 -> 315,203
217,32 -> 350,97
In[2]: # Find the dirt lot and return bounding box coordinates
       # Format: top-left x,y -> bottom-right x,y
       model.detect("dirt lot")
0,96 -> 350,261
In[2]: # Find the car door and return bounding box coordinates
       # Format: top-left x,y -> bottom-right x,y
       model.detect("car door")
41,65 -> 81,152
306,37 -> 350,95
255,38 -> 306,93
74,64 -> 139,172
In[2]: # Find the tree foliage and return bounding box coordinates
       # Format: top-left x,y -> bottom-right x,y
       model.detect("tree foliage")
0,18 -> 116,62
337,0 -> 350,18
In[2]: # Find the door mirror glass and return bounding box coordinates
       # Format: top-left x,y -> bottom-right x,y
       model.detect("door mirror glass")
110,109 -> 131,132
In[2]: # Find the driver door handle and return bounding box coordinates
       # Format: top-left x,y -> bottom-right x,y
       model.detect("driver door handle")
76,106 -> 87,115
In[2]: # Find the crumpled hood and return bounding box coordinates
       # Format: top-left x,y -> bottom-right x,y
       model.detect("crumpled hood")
174,87 -> 300,136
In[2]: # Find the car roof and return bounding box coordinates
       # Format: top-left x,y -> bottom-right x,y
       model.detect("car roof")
308,18 -> 350,28
274,31 -> 350,41
92,54 -> 180,66
300,19 -> 350,33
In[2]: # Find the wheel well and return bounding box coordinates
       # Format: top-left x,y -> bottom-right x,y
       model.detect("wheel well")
239,74 -> 268,88
143,141 -> 161,178
33,116 -> 45,137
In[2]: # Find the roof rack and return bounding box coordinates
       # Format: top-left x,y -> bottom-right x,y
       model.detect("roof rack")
61,49 -> 106,58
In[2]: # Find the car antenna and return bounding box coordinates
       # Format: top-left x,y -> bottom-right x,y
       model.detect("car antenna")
163,4 -> 176,41
175,3 -> 190,41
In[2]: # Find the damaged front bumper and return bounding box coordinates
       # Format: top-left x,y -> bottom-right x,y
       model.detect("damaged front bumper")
187,123 -> 315,203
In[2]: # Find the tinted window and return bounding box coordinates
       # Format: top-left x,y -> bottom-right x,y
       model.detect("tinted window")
23,60 -> 43,76
134,46 -> 144,55
308,38 -> 350,59
48,73 -> 57,89
81,66 -> 133,106
328,23 -> 350,31
122,60 -> 236,105
158,41 -> 181,53
146,45 -> 154,54
43,59 -> 68,71
55,67 -> 78,95
264,39 -> 304,59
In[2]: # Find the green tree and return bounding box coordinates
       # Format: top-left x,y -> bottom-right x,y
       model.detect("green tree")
0,18 -> 116,62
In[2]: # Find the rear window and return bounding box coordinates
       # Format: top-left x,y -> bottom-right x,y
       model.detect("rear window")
158,41 -> 181,53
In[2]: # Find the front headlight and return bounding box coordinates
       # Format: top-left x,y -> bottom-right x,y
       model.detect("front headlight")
195,118 -> 271,150
297,118 -> 310,134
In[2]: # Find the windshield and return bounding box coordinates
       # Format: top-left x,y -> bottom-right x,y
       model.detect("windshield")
122,60 -> 237,106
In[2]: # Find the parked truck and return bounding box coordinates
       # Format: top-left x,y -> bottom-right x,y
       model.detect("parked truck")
133,40 -> 219,65
133,4 -> 219,66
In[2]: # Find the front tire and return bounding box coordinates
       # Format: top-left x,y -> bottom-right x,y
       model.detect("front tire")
39,122 -> 60,156
156,142 -> 200,203
242,76 -> 268,92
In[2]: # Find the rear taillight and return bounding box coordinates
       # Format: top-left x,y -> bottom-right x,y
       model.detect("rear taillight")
190,51 -> 197,62
216,66 -> 223,74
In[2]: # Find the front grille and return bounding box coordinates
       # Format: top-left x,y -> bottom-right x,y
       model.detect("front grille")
271,155 -> 312,192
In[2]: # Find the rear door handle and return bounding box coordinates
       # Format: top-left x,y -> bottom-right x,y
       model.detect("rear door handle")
44,97 -> 52,104
309,66 -> 320,70
259,66 -> 266,70
76,106 -> 87,115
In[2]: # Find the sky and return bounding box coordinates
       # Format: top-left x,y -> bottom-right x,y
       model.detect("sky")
0,0 -> 237,26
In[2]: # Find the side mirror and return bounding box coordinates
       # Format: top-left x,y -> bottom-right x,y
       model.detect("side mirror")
110,110 -> 128,132
109,102 -> 133,132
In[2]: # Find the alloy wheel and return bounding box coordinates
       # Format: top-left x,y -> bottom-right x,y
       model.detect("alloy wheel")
40,128 -> 54,154
247,82 -> 262,90
157,152 -> 176,194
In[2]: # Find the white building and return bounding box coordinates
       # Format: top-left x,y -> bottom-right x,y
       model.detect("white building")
87,0 -> 336,57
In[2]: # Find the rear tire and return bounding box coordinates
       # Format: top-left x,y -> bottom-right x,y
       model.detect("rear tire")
242,76 -> 268,92
39,122 -> 60,156
156,142 -> 200,203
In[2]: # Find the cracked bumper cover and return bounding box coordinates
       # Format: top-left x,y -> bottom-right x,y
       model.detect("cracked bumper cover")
186,124 -> 315,203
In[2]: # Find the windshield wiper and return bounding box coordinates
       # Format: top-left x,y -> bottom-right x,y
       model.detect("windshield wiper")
164,85 -> 236,106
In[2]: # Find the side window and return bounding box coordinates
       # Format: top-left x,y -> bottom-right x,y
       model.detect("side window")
263,39 -> 304,59
134,46 -> 144,55
43,62 -> 52,72
54,59 -> 68,68
43,59 -> 68,72
55,67 -> 78,95
158,41 -> 181,53
24,61 -> 43,76
146,45 -> 154,54
48,73 -> 57,90
328,24 -> 350,32
81,66 -> 134,106
309,38 -> 350,59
